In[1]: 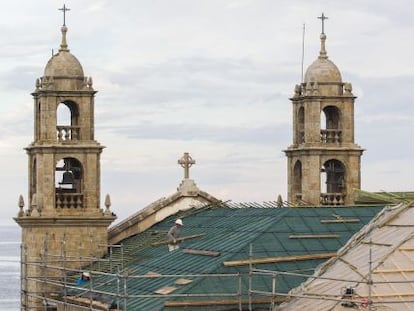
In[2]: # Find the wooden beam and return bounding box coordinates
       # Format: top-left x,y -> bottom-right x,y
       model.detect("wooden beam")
371,292 -> 414,298
182,248 -> 221,257
164,297 -> 288,307
289,234 -> 339,239
155,286 -> 177,295
374,268 -> 414,274
151,233 -> 205,246
64,296 -> 110,311
144,271 -> 161,277
175,278 -> 192,285
399,247 -> 414,251
320,219 -> 360,223
223,252 -> 337,267
361,241 -> 392,247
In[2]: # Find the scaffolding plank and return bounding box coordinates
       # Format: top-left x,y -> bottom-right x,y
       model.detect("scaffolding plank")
289,234 -> 340,239
145,271 -> 161,277
223,252 -> 337,267
372,292 -> 414,298
175,278 -> 193,285
155,286 -> 177,295
182,248 -> 221,257
320,219 -> 360,223
151,233 -> 205,246
361,241 -> 392,247
373,268 -> 414,274
164,297 -> 288,307
64,296 -> 111,310
399,247 -> 414,251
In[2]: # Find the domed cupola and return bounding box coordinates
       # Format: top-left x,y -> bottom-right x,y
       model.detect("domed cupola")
301,14 -> 343,97
304,33 -> 342,83
42,24 -> 85,90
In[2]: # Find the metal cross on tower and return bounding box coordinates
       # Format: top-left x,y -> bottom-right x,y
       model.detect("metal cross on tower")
178,152 -> 195,179
317,12 -> 328,34
58,4 -> 71,26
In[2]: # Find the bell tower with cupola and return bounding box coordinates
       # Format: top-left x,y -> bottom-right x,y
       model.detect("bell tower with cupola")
285,14 -> 364,206
14,6 -> 116,310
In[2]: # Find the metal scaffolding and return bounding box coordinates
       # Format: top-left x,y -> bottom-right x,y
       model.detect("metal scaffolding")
18,239 -> 414,311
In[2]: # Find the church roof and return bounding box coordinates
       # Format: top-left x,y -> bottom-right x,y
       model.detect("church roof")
353,189 -> 414,205
67,203 -> 384,310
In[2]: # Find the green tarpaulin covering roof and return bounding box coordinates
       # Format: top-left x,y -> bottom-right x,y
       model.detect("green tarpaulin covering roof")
69,203 -> 385,310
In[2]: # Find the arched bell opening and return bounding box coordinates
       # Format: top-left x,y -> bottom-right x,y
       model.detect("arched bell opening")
55,157 -> 82,193
55,157 -> 84,208
296,107 -> 305,144
293,160 -> 303,203
320,159 -> 346,205
29,158 -> 37,209
320,105 -> 342,143
57,100 -> 80,141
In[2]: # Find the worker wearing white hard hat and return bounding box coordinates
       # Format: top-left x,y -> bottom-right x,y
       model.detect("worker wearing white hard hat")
76,271 -> 91,286
167,219 -> 183,252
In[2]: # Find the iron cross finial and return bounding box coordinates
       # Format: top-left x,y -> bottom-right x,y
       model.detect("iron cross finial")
178,152 -> 196,179
58,4 -> 71,26
317,12 -> 328,34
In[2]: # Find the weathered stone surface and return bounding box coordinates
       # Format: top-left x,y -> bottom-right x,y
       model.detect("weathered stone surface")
285,31 -> 363,206
15,22 -> 115,310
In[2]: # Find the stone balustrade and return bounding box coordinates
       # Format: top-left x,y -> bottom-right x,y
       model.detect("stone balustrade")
320,129 -> 341,143
56,126 -> 80,142
55,193 -> 83,208
320,193 -> 345,205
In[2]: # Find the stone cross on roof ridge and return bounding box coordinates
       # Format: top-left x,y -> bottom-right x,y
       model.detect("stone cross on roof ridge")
178,152 -> 195,179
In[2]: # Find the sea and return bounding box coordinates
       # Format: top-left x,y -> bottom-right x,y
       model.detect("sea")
0,223 -> 21,310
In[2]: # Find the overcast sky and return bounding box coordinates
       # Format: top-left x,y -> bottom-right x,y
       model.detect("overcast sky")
1,0 -> 414,224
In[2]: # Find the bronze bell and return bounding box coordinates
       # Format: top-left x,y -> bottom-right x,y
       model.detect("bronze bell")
59,171 -> 74,185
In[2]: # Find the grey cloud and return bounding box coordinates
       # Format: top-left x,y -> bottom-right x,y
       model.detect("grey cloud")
0,65 -> 41,91
95,56 -> 294,129
101,122 -> 289,145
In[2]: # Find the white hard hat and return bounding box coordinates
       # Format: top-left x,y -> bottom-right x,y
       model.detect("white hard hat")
175,219 -> 183,226
82,272 -> 90,278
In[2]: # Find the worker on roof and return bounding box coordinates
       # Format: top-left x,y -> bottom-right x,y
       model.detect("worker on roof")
76,271 -> 90,286
167,219 -> 183,252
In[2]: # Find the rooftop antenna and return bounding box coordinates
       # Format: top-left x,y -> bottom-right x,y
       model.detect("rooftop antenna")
301,23 -> 306,83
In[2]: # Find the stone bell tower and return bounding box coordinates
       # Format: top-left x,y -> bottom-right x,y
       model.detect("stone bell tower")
284,14 -> 364,206
14,6 -> 116,310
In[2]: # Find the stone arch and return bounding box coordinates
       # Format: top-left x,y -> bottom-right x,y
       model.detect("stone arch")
321,105 -> 341,129
320,105 -> 342,143
321,159 -> 346,194
57,100 -> 80,141
297,106 -> 305,144
55,157 -> 83,194
293,160 -> 302,201
30,157 -> 37,203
